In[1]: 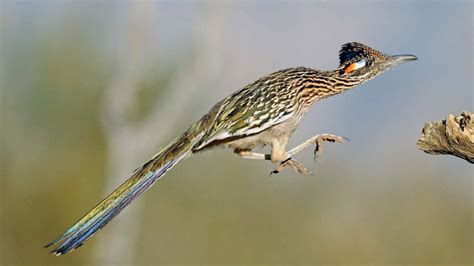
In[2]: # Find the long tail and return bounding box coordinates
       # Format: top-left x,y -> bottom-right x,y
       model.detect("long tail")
45,125 -> 202,255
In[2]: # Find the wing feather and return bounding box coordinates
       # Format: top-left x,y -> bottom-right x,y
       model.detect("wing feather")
193,68 -> 302,150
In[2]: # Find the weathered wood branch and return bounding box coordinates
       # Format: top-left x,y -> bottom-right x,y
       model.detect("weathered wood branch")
416,112 -> 474,163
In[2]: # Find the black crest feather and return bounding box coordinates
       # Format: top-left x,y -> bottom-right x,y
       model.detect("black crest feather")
339,42 -> 371,66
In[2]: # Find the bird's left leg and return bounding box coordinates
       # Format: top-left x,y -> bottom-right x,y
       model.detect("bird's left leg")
270,138 -> 312,175
234,149 -> 271,161
271,157 -> 312,175
235,146 -> 311,175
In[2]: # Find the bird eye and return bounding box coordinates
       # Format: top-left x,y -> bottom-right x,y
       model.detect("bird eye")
344,59 -> 367,74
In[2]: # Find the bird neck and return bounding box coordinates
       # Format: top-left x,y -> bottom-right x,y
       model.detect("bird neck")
330,69 -> 368,92
295,69 -> 367,114
304,70 -> 367,99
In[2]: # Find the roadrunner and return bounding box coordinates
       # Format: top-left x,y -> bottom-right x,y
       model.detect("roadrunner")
46,42 -> 417,255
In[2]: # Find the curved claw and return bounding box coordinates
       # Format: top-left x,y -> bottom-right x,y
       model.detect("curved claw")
269,169 -> 280,176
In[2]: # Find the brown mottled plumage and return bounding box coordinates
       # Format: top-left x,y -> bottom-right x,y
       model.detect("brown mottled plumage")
46,42 -> 417,255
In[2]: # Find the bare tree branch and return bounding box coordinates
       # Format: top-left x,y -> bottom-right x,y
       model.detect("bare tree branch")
416,112 -> 474,163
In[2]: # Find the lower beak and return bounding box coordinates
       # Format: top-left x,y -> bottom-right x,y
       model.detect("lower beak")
388,54 -> 418,66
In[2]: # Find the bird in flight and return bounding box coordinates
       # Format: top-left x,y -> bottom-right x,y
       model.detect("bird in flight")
45,42 -> 417,255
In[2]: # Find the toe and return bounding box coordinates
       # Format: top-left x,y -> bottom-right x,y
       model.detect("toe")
335,135 -> 350,143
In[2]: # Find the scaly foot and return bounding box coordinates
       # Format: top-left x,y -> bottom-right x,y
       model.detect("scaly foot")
313,134 -> 349,160
270,157 -> 312,176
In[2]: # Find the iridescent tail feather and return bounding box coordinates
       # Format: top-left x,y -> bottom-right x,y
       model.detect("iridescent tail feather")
45,126 -> 201,255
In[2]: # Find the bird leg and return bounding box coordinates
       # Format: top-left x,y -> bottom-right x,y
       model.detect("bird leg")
235,149 -> 271,161
236,149 -> 311,175
235,133 -> 347,176
287,133 -> 349,160
270,133 -> 348,175
271,157 -> 312,175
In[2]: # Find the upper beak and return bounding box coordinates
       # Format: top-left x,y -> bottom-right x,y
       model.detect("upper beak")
387,54 -> 418,67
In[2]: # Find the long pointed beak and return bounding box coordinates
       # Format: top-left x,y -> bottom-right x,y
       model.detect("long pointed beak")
387,54 -> 418,67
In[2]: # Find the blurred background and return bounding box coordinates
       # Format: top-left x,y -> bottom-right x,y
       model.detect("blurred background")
1,0 -> 472,265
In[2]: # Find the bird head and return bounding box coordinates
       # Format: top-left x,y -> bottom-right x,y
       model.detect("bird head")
338,42 -> 417,81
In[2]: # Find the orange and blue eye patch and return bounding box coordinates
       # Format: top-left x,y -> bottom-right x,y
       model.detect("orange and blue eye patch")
344,59 -> 366,74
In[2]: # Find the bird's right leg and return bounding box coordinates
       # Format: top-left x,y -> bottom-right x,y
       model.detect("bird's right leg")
287,133 -> 349,160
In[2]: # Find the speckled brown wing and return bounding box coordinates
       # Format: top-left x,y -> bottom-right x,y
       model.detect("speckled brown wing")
192,68 -> 306,151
